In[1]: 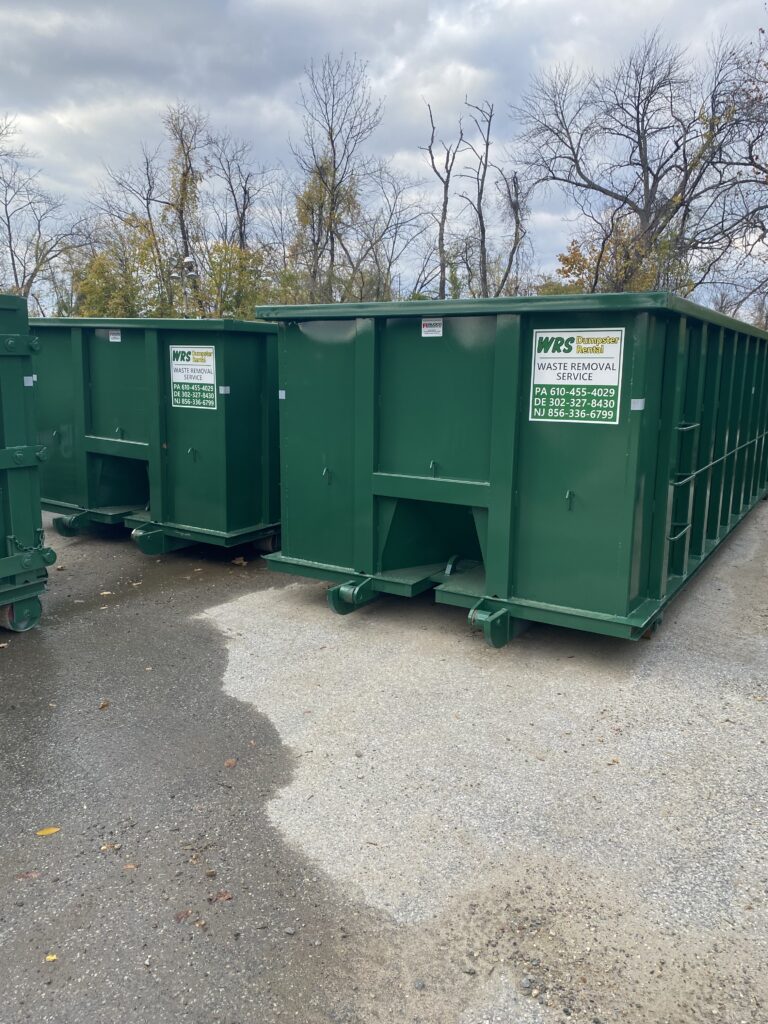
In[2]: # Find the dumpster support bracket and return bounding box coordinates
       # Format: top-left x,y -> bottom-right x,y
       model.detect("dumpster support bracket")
327,577 -> 379,616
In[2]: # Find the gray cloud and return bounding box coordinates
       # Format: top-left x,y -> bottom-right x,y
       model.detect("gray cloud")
0,0 -> 760,267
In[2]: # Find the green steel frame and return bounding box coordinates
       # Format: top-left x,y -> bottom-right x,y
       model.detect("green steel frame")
257,292 -> 768,647
0,296 -> 56,631
31,317 -> 280,556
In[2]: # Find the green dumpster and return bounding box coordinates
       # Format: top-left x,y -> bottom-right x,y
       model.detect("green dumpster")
31,318 -> 280,556
256,293 -> 768,646
0,295 -> 56,631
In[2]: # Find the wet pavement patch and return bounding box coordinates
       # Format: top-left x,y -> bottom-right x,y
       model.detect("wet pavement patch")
0,526 -> 397,1024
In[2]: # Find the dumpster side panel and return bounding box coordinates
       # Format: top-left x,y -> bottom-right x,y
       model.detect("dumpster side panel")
646,318 -> 768,602
86,326 -> 149,443
0,295 -> 55,630
33,323 -> 80,508
222,328 -> 279,532
513,310 -> 642,615
278,320 -> 355,568
377,315 -> 495,482
164,328 -> 228,533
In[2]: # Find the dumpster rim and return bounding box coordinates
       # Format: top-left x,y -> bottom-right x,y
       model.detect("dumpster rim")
254,291 -> 768,340
29,316 -> 277,334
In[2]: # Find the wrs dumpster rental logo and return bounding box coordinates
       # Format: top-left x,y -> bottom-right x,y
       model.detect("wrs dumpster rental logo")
529,328 -> 624,425
170,346 -> 217,410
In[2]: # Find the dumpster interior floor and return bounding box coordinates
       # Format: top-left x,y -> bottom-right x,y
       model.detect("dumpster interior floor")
1,507 -> 767,1024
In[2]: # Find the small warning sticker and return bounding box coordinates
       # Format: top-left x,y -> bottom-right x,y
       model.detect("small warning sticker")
170,345 -> 217,410
421,318 -> 443,338
108,330 -> 121,343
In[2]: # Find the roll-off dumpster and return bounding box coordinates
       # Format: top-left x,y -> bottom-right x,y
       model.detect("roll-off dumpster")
257,293 -> 768,646
31,317 -> 279,556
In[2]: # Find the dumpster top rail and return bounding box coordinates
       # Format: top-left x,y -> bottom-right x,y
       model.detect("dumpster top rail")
30,316 -> 277,334
255,291 -> 768,339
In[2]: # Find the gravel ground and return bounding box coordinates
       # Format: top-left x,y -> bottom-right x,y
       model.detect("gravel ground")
208,500 -> 768,1023
0,504 -> 766,1024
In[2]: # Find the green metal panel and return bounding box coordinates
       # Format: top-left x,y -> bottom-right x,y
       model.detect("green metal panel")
30,317 -> 280,555
0,295 -> 56,631
258,293 -> 768,646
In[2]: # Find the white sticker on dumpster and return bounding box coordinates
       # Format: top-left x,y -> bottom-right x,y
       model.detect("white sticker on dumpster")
170,345 -> 217,410
529,327 -> 623,425
421,318 -> 443,337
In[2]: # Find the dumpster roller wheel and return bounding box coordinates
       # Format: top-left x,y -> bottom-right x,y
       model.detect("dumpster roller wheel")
468,600 -> 529,648
53,512 -> 90,537
327,577 -> 379,616
254,531 -> 281,555
0,596 -> 42,632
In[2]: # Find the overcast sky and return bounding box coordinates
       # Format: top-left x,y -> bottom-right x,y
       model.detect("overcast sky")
0,0 -> 761,269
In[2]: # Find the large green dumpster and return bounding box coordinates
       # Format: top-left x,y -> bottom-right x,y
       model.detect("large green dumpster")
0,295 -> 56,631
31,318 -> 280,556
256,293 -> 768,646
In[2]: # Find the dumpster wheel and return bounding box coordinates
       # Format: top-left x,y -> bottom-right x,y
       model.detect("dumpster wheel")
0,596 -> 42,632
254,531 -> 281,555
642,616 -> 663,640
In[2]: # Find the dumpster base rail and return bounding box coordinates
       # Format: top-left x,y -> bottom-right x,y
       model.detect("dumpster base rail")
264,515 -> 768,646
44,499 -> 280,556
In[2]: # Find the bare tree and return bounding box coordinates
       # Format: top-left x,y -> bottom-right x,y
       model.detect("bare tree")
458,99 -> 494,296
515,31 -> 746,292
291,53 -> 384,300
0,153 -> 88,305
206,132 -> 270,250
421,104 -> 463,298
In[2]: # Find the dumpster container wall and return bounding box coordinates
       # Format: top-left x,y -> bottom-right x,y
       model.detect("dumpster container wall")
0,295 -> 56,631
257,293 -> 768,645
30,318 -> 279,555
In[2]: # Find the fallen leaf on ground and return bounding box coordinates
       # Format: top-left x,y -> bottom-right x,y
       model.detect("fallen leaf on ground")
16,871 -> 41,880
55,565 -> 65,571
35,827 -> 60,837
231,556 -> 247,566
99,591 -> 113,596
208,890 -> 233,903
224,757 -> 238,769
98,700 -> 110,710
45,953 -> 57,962
123,863 -> 138,871
100,843 -> 121,852
174,909 -> 193,924
608,757 -> 620,765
